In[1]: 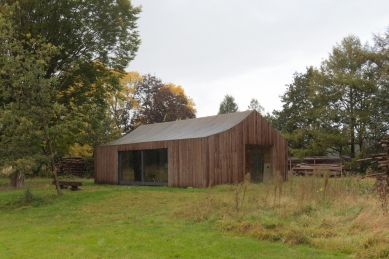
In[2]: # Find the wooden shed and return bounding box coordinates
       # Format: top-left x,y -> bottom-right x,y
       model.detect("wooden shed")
94,110 -> 288,187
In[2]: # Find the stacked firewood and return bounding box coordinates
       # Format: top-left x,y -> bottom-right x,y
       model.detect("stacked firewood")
358,135 -> 389,178
358,135 -> 389,209
292,163 -> 344,177
291,156 -> 348,177
57,157 -> 94,178
358,134 -> 389,178
377,135 -> 389,172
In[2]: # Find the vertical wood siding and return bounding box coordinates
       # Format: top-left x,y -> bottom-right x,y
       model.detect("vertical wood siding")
94,145 -> 119,184
94,111 -> 288,187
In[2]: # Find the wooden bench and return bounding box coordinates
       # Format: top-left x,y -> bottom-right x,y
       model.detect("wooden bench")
52,181 -> 82,191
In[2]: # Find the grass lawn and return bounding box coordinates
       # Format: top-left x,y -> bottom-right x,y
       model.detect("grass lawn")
0,178 -> 347,259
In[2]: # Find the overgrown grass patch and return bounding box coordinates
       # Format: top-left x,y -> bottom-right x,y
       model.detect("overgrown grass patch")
179,173 -> 388,258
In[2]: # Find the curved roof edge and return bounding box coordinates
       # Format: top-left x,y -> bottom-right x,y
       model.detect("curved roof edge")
103,110 -> 255,146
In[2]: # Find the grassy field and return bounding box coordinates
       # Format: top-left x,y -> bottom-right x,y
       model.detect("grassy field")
0,177 -> 350,259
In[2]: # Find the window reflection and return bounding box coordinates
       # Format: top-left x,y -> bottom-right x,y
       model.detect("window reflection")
119,149 -> 168,184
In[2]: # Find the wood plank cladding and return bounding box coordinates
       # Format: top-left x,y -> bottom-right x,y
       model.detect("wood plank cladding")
94,110 -> 288,187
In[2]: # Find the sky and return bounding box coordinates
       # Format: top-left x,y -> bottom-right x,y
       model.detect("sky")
128,0 -> 389,118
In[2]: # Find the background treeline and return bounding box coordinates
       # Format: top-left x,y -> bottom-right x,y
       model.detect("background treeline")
267,32 -> 389,171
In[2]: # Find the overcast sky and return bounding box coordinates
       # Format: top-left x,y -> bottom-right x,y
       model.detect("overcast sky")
128,0 -> 389,117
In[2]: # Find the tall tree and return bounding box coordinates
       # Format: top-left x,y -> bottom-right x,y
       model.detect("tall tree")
0,0 -> 141,147
270,67 -> 345,158
129,74 -> 196,131
153,83 -> 197,122
69,68 -> 124,157
314,35 -> 378,158
130,74 -> 164,130
0,1 -> 142,192
0,14 -> 64,193
247,98 -> 264,114
0,1 -> 141,110
373,28 -> 389,141
0,0 -> 141,72
108,71 -> 142,133
272,36 -> 381,163
218,94 -> 238,114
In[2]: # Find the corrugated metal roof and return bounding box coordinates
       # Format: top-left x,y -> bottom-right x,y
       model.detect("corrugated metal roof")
104,110 -> 254,146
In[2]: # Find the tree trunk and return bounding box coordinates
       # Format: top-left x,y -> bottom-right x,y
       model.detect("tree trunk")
350,88 -> 355,158
47,139 -> 62,196
43,119 -> 62,196
9,170 -> 24,189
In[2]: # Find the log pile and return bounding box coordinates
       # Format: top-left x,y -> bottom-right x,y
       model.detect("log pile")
359,134 -> 389,179
292,156 -> 349,177
57,157 -> 94,178
358,135 -> 389,208
377,135 -> 389,172
292,164 -> 344,177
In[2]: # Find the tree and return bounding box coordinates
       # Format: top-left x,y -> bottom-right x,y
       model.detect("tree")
0,13 -> 64,193
129,74 -> 196,131
0,1 -> 141,113
0,0 -> 141,71
373,28 -> 389,140
314,35 -> 378,158
0,0 -> 141,150
218,94 -> 238,114
270,67 -> 345,158
153,83 -> 197,122
272,35 -> 382,164
247,98 -> 264,114
108,71 -> 142,133
0,1 -> 142,192
130,74 -> 164,130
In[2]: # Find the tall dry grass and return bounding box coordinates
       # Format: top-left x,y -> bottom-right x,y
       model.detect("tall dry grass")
179,171 -> 389,258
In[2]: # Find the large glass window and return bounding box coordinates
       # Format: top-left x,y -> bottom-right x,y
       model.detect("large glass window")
120,150 -> 142,182
119,149 -> 168,185
143,149 -> 168,183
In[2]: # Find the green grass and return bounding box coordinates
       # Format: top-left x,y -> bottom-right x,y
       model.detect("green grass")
0,177 -> 346,259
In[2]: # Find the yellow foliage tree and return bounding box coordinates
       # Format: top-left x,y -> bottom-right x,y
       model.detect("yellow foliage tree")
108,71 -> 143,132
162,83 -> 197,115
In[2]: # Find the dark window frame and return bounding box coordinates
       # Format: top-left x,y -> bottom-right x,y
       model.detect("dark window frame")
118,149 -> 168,186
